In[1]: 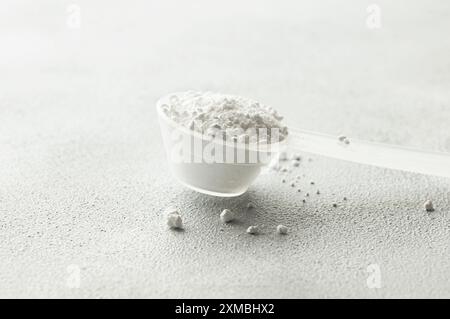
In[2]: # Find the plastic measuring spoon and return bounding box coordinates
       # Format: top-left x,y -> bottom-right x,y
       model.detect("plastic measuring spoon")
157,92 -> 450,197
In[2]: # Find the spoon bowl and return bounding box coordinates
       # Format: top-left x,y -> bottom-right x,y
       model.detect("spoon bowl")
156,93 -> 283,197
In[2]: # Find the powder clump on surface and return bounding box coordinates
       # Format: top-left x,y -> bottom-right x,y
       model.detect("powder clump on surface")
166,208 -> 183,229
161,91 -> 288,143
338,135 -> 350,145
220,209 -> 235,223
246,226 -> 259,235
276,225 -> 288,235
424,200 -> 435,212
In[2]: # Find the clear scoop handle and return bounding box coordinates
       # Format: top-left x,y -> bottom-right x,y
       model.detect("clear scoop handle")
288,128 -> 450,178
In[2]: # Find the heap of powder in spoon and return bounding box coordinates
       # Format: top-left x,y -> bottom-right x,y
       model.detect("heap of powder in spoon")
160,91 -> 288,143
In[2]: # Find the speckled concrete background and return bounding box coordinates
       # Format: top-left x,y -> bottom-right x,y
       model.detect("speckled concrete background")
0,0 -> 449,298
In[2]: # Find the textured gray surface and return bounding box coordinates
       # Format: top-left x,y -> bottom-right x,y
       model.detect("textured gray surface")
0,0 -> 449,298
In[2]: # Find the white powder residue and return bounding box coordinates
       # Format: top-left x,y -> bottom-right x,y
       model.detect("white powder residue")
338,135 -> 350,145
161,91 -> 288,143
246,226 -> 259,235
166,208 -> 183,229
424,200 -> 434,212
276,225 -> 288,235
220,209 -> 234,223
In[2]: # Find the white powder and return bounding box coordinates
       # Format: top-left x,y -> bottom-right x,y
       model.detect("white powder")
246,226 -> 259,234
276,225 -> 288,235
220,209 -> 234,223
166,208 -> 183,229
161,91 -> 288,143
424,200 -> 434,212
338,135 -> 350,145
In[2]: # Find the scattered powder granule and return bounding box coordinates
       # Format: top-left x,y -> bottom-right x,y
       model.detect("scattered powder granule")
220,209 -> 235,223
297,189 -> 301,193
290,182 -> 296,187
276,225 -> 288,235
338,135 -> 350,145
281,179 -> 286,183
302,199 -> 306,203
305,193 -> 310,197
166,208 -> 183,229
281,167 -> 288,173
246,226 -> 259,235
316,190 -> 320,195
332,203 -> 338,208
424,200 -> 435,212
291,160 -> 300,167
291,154 -> 301,161
310,181 -> 315,185
343,197 -> 347,201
